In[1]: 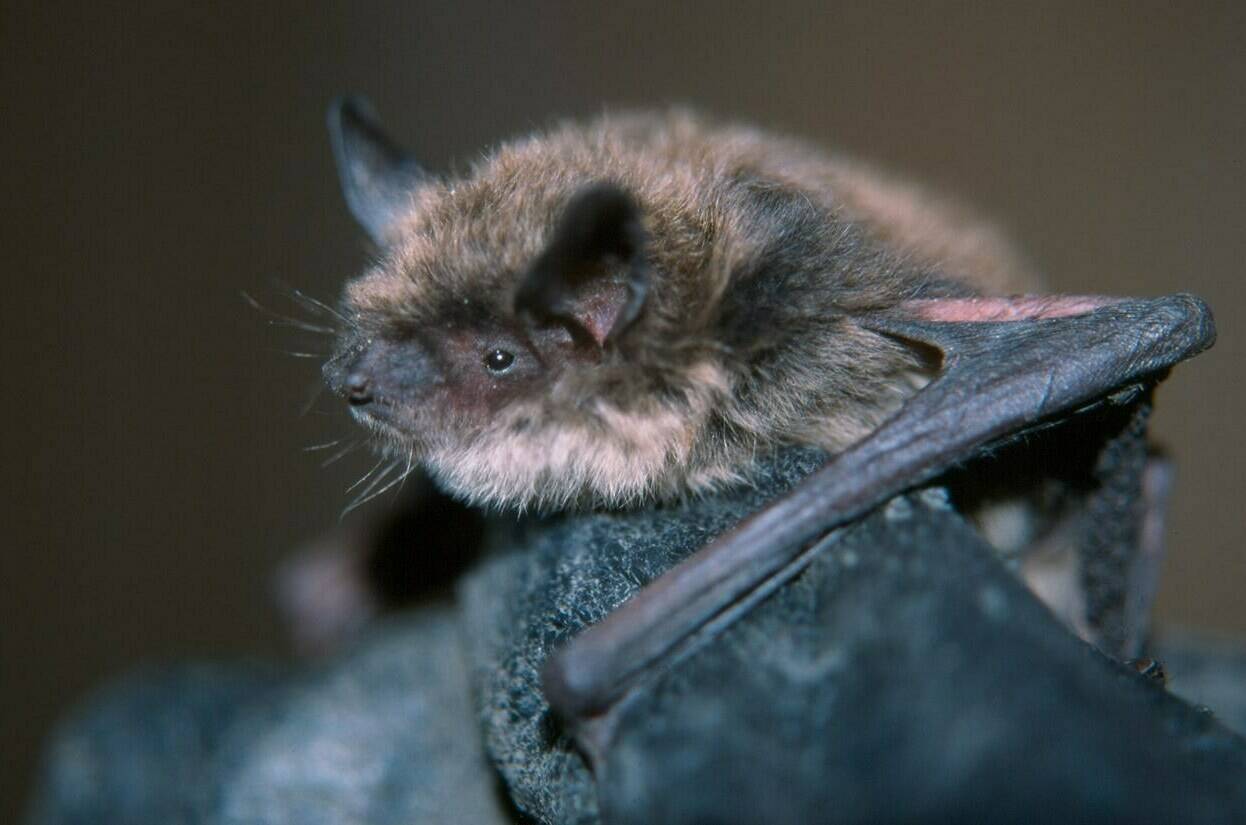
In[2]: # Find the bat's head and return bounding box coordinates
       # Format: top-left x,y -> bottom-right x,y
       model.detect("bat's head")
322,101 -> 750,511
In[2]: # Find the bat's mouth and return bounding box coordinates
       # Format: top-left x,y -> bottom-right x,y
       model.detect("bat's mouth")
350,401 -> 414,444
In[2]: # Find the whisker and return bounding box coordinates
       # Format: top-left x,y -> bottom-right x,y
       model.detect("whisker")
288,287 -> 349,324
341,460 -> 400,516
395,448 -> 417,493
300,381 -> 328,418
346,456 -> 388,493
359,460 -> 400,498
266,319 -> 333,336
269,319 -> 336,335
268,348 -> 328,359
321,440 -> 359,467
304,438 -> 344,452
241,291 -> 336,335
342,461 -> 413,516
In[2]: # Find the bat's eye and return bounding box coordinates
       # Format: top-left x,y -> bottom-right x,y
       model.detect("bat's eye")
483,348 -> 516,374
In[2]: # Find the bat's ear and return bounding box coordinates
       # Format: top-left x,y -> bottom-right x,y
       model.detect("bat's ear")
514,183 -> 649,349
327,96 -> 427,245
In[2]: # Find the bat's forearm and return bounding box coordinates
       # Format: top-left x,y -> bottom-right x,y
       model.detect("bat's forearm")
543,294 -> 1215,725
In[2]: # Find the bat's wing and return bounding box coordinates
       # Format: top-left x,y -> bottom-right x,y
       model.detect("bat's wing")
543,293 -> 1215,739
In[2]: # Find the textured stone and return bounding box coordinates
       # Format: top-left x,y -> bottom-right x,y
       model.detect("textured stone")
27,607 -> 509,825
459,448 -> 829,824
27,448 -> 1246,825
595,495 -> 1246,824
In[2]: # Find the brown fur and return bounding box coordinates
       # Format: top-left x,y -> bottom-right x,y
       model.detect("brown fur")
330,110 -> 1037,511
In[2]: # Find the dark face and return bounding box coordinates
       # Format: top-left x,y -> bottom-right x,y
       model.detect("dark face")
325,100 -> 659,506
324,182 -> 650,456
323,311 -> 586,448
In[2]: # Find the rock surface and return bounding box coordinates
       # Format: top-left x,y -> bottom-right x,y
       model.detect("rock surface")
26,448 -> 1246,824
27,610 -> 510,825
458,448 -> 831,824
595,493 -> 1246,823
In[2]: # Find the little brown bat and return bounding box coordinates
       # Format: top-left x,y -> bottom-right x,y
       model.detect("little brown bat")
324,101 -> 1036,509
319,98 -> 1213,732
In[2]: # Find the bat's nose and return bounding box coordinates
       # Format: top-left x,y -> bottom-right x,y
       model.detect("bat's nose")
326,335 -> 440,409
345,372 -> 373,406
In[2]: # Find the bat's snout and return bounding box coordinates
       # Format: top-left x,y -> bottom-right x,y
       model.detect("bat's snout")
344,372 -> 374,407
324,337 -> 440,414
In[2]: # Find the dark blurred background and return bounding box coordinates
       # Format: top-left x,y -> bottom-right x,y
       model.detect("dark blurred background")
4,2 -> 1244,817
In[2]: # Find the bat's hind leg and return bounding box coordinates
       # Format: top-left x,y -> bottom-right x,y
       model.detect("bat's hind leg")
950,397 -> 1168,660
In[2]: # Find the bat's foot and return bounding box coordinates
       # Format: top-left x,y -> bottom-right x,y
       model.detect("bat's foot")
274,481 -> 487,657
275,530 -> 380,657
1128,656 -> 1169,686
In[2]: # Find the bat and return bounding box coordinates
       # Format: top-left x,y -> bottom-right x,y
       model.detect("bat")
319,98 -> 1214,750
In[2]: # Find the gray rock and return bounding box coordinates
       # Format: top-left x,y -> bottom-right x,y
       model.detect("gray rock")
26,662 -> 281,825
459,448 -> 829,824
26,449 -> 1246,825
1158,631 -> 1246,737
27,607 -> 510,825
596,494 -> 1246,824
